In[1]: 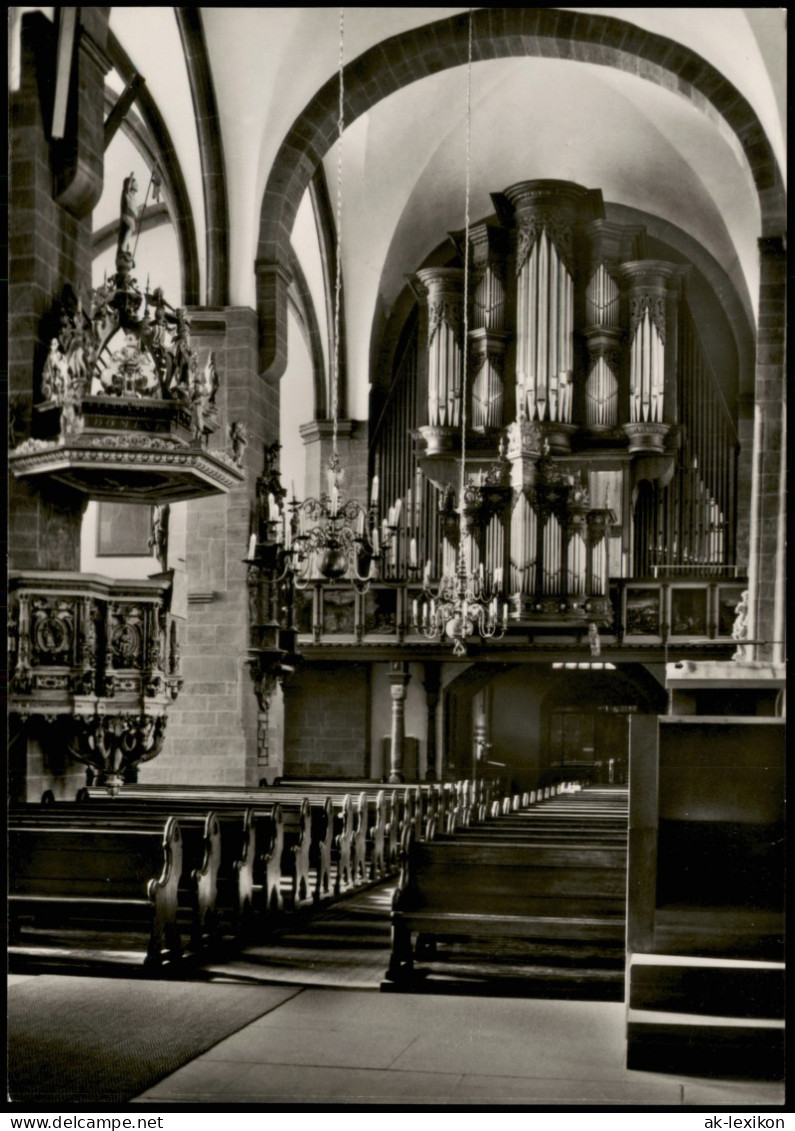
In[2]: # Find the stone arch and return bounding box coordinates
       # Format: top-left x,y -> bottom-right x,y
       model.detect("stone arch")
175,8 -> 230,307
254,7 -> 785,381
107,30 -> 201,306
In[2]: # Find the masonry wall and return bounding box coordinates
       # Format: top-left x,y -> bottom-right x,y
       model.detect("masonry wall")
282,662 -> 370,778
9,11 -> 109,571
141,306 -> 278,785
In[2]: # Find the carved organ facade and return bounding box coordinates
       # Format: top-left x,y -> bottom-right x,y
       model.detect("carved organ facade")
371,180 -> 739,638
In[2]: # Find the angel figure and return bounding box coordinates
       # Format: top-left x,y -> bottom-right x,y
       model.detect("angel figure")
41,338 -> 66,402
229,420 -> 248,467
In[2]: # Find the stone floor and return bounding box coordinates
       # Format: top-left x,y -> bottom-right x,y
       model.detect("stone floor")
131,986 -> 785,1108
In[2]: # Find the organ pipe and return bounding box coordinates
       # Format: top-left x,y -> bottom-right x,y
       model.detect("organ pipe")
371,182 -> 738,615
517,230 -> 574,424
585,356 -> 618,426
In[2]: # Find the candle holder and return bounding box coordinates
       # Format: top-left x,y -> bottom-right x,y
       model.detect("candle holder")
412,549 -> 508,656
285,455 -> 400,593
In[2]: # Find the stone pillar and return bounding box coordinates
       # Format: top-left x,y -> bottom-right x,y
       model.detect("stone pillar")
746,238 -> 786,665
423,661 -> 441,781
388,661 -> 411,784
9,10 -> 110,572
299,419 -> 369,505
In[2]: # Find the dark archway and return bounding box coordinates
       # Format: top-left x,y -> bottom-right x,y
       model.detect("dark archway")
443,661 -> 666,791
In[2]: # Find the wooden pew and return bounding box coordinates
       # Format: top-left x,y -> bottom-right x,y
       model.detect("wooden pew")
9,816 -> 183,968
94,786 -> 342,907
12,803 -> 221,951
384,826 -> 626,988
76,791 -> 281,936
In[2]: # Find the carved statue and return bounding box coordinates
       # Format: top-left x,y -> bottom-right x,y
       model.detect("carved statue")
41,338 -> 67,402
188,353 -> 221,446
205,351 -> 220,405
260,442 -> 287,504
117,172 -> 139,264
229,421 -> 248,467
587,622 -> 601,656
150,287 -> 172,347
9,397 -> 28,449
171,309 -> 192,396
731,589 -> 749,659
149,503 -> 170,572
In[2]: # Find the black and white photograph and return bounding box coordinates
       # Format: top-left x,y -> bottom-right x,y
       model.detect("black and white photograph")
7,6 -> 786,1114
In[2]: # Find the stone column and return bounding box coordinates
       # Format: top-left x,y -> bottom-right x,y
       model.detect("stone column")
299,419 -> 369,504
388,661 -> 411,784
423,662 -> 441,781
746,237 -> 786,665
9,10 -> 110,572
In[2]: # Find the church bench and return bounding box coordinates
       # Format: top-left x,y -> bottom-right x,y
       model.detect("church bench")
8,818 -> 183,968
261,784 -> 394,887
76,791 -> 285,935
12,804 -> 222,950
384,828 -> 626,987
84,786 -> 342,910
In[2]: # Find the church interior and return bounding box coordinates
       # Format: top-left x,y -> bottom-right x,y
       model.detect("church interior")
8,6 -> 786,1110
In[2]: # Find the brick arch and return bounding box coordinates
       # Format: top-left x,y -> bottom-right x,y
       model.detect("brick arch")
255,7 -> 785,381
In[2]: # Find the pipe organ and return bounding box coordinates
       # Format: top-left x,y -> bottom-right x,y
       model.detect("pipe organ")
370,179 -> 738,629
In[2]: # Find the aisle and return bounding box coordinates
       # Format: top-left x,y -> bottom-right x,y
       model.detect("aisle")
200,882 -> 395,990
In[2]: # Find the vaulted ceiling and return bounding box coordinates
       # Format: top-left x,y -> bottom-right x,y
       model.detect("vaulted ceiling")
11,6 -> 787,432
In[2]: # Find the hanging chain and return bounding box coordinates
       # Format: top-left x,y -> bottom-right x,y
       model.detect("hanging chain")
458,8 -> 474,549
332,6 -> 344,469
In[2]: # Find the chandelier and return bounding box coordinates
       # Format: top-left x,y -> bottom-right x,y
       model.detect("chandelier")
410,8 -> 507,656
286,455 -> 401,590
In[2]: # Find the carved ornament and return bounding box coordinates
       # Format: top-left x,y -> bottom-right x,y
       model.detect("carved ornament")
516,214 -> 574,275
428,300 -> 462,348
630,294 -> 666,344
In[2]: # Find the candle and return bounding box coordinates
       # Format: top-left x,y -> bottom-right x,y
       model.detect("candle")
424,560 -> 431,586
331,485 -> 338,516
356,511 -> 365,537
248,534 -> 257,559
393,498 -> 402,525
370,475 -> 379,506
494,566 -> 503,587
412,599 -> 418,624
285,514 -> 292,550
503,604 -> 508,627
409,537 -> 418,568
372,528 -> 380,554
